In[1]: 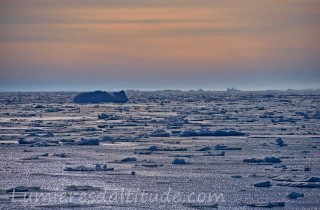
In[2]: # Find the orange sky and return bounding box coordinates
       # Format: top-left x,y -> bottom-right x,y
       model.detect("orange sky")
0,0 -> 319,90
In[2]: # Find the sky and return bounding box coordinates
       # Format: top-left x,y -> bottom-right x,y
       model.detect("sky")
0,0 -> 319,91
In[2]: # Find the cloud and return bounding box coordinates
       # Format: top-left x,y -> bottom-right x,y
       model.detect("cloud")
0,0 -> 319,90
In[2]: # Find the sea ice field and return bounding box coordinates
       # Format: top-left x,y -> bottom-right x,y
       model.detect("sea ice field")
0,90 -> 319,209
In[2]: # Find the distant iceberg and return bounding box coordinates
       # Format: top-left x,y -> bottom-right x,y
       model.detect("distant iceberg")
73,90 -> 128,103
227,87 -> 242,93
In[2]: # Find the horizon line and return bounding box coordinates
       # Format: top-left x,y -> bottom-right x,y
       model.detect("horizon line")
0,88 -> 320,93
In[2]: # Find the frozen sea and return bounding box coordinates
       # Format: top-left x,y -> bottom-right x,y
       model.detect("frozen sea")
0,90 -> 319,209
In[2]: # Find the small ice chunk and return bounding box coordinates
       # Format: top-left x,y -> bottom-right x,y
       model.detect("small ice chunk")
172,158 -> 190,165
254,181 -> 272,188
121,157 -> 137,163
247,202 -> 285,208
275,138 -> 287,147
288,192 -> 304,199
78,138 -> 99,146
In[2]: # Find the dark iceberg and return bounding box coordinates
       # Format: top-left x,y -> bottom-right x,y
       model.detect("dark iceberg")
73,90 -> 128,103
